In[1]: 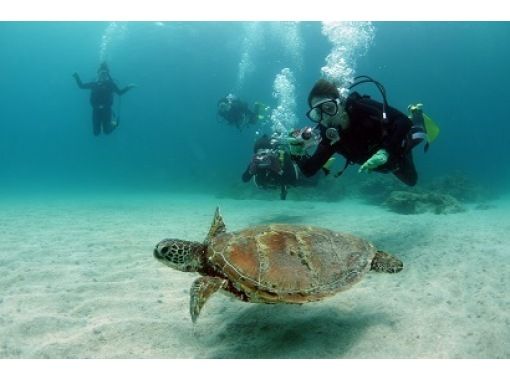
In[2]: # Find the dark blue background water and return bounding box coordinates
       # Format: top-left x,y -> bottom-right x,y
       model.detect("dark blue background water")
1,22 -> 508,194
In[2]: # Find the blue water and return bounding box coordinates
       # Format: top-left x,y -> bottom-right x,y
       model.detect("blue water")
1,21 -> 508,195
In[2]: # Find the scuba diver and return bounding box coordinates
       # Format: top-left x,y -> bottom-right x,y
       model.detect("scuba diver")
217,93 -> 268,130
73,62 -> 135,136
242,134 -> 319,200
289,76 -> 439,186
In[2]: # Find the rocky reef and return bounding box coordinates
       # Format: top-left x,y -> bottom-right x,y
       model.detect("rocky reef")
384,190 -> 466,215
425,172 -> 489,203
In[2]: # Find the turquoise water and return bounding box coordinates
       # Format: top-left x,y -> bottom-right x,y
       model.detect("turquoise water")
1,22 -> 509,194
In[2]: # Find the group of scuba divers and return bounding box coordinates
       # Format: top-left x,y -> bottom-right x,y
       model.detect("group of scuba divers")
217,76 -> 440,200
72,63 -> 439,200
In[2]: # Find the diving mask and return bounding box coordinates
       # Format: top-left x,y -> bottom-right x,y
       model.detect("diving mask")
97,70 -> 110,81
306,98 -> 341,123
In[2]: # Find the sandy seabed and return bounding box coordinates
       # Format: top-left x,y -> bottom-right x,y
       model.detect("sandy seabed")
0,191 -> 509,359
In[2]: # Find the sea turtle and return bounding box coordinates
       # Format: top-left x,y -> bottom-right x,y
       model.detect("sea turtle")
154,207 -> 403,323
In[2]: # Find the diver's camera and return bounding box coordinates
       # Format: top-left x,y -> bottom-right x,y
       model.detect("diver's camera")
301,127 -> 313,140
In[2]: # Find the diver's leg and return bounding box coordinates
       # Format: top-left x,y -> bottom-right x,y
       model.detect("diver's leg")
92,108 -> 101,136
102,107 -> 116,134
393,152 -> 418,186
280,184 -> 288,200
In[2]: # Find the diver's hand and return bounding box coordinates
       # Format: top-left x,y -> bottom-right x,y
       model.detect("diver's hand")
288,137 -> 306,157
72,72 -> 79,79
359,149 -> 389,173
287,127 -> 314,157
127,83 -> 136,89
248,162 -> 257,175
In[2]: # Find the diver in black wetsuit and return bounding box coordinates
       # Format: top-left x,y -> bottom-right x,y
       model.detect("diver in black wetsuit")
242,134 -> 318,200
290,78 -> 426,186
73,62 -> 135,136
217,94 -> 266,129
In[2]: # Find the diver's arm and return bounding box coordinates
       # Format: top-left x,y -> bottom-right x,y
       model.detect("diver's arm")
115,82 -> 135,95
381,114 -> 412,158
293,141 -> 335,177
242,165 -> 254,182
73,73 -> 93,89
280,184 -> 288,200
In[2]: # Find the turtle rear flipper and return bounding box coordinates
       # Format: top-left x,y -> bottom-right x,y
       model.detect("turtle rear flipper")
190,276 -> 228,323
371,251 -> 403,273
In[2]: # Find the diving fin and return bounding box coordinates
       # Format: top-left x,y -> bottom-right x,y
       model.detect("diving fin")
111,111 -> 120,128
423,113 -> 440,144
323,157 -> 335,170
408,103 -> 440,151
254,102 -> 270,121
321,157 -> 335,175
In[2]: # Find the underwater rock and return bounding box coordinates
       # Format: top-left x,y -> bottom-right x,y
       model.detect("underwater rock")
384,190 -> 466,215
474,203 -> 495,211
426,172 -> 487,203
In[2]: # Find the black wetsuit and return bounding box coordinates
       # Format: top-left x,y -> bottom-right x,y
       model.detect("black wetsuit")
295,92 -> 418,186
218,99 -> 257,129
242,150 -> 298,200
74,75 -> 131,136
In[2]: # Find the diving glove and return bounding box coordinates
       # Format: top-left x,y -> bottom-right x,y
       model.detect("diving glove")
359,149 -> 389,173
287,128 -> 308,156
288,137 -> 306,156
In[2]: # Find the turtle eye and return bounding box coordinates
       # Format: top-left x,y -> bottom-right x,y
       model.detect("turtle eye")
161,246 -> 169,255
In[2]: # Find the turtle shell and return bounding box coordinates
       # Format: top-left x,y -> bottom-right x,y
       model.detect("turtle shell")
207,224 -> 377,304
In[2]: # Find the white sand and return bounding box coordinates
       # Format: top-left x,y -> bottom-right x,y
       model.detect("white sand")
0,191 -> 509,358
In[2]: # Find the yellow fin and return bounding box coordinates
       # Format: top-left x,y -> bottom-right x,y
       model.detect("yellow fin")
423,113 -> 440,143
323,157 -> 335,170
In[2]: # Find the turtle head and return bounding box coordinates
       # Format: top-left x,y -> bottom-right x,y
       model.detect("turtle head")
154,239 -> 205,272
371,251 -> 403,273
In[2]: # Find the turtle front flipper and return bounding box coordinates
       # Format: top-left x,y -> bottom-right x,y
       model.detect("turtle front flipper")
204,207 -> 226,244
371,251 -> 403,273
190,276 -> 228,323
